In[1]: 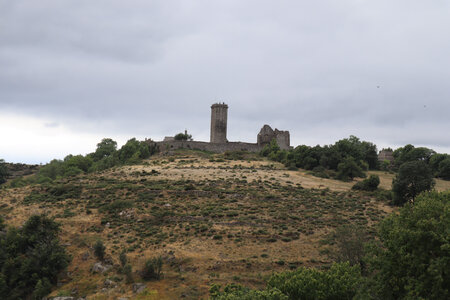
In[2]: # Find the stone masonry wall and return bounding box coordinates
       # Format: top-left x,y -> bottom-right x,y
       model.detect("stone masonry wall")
156,140 -> 262,153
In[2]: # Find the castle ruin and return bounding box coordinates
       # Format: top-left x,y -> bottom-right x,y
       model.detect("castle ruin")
155,103 -> 291,153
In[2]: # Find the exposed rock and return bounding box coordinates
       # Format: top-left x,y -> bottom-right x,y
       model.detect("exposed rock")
104,279 -> 116,288
91,262 -> 112,273
133,283 -> 146,294
51,297 -> 75,300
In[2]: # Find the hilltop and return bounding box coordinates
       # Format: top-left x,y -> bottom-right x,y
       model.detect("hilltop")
1,149 -> 449,299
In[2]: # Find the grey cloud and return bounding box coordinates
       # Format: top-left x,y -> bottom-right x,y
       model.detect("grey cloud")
1,0 -> 450,162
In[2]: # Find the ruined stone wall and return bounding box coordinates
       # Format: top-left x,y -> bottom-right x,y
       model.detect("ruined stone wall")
274,130 -> 290,150
210,103 -> 228,143
156,140 -> 262,153
257,125 -> 291,150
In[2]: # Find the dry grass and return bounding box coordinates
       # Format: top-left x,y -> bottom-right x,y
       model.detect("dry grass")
3,151 -> 445,299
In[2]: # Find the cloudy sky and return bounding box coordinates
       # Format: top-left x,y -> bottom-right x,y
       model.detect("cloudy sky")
1,0 -> 450,164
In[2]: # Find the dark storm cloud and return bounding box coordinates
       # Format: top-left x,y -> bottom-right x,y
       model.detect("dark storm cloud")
1,0 -> 450,159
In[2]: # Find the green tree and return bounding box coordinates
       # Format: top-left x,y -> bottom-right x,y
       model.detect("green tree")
366,192 -> 450,299
64,154 -> 93,173
336,157 -> 365,181
174,132 -> 192,141
0,159 -> 9,184
0,215 -> 70,299
393,144 -> 435,169
429,153 -> 449,175
438,158 -> 450,180
392,161 -> 435,205
118,138 -> 153,163
93,138 -> 117,161
261,139 -> 281,157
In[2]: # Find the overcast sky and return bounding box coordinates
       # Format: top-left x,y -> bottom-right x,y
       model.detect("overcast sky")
1,0 -> 450,164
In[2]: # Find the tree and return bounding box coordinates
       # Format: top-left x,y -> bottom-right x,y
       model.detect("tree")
0,215 -> 70,299
393,145 -> 435,169
93,138 -> 117,161
174,132 -> 192,141
118,138 -> 153,163
366,192 -> 450,299
336,157 -> 366,181
0,159 -> 8,184
429,153 -> 449,175
392,161 -> 435,205
438,158 -> 450,180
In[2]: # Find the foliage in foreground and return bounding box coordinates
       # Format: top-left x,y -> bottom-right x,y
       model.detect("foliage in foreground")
211,191 -> 449,300
211,262 -> 362,300
365,191 -> 449,299
0,215 -> 71,299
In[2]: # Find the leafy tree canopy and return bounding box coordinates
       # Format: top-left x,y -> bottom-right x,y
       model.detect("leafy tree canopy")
174,132 -> 193,141
93,138 -> 117,161
392,160 -> 435,205
366,191 -> 450,299
0,215 -> 70,299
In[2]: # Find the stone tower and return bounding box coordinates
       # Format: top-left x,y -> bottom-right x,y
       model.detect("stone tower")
210,103 -> 228,143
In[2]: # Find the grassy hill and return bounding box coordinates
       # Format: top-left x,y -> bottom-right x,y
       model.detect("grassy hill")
1,149 -> 449,299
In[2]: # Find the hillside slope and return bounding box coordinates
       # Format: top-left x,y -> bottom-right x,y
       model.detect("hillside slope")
0,150 -> 426,299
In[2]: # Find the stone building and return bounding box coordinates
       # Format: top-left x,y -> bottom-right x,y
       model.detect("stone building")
257,125 -> 291,150
378,149 -> 394,163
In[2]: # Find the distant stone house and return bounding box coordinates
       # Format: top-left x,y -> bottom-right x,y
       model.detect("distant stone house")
378,149 -> 394,163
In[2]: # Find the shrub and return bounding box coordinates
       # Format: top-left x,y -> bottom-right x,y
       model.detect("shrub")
119,250 -> 127,267
268,262 -> 362,300
141,257 -> 163,280
174,132 -> 192,141
94,240 -> 106,261
352,175 -> 380,191
332,225 -> 367,267
210,284 -> 288,300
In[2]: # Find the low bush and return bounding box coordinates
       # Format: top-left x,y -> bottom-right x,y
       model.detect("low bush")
352,175 -> 380,191
94,240 -> 106,261
141,257 -> 163,280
